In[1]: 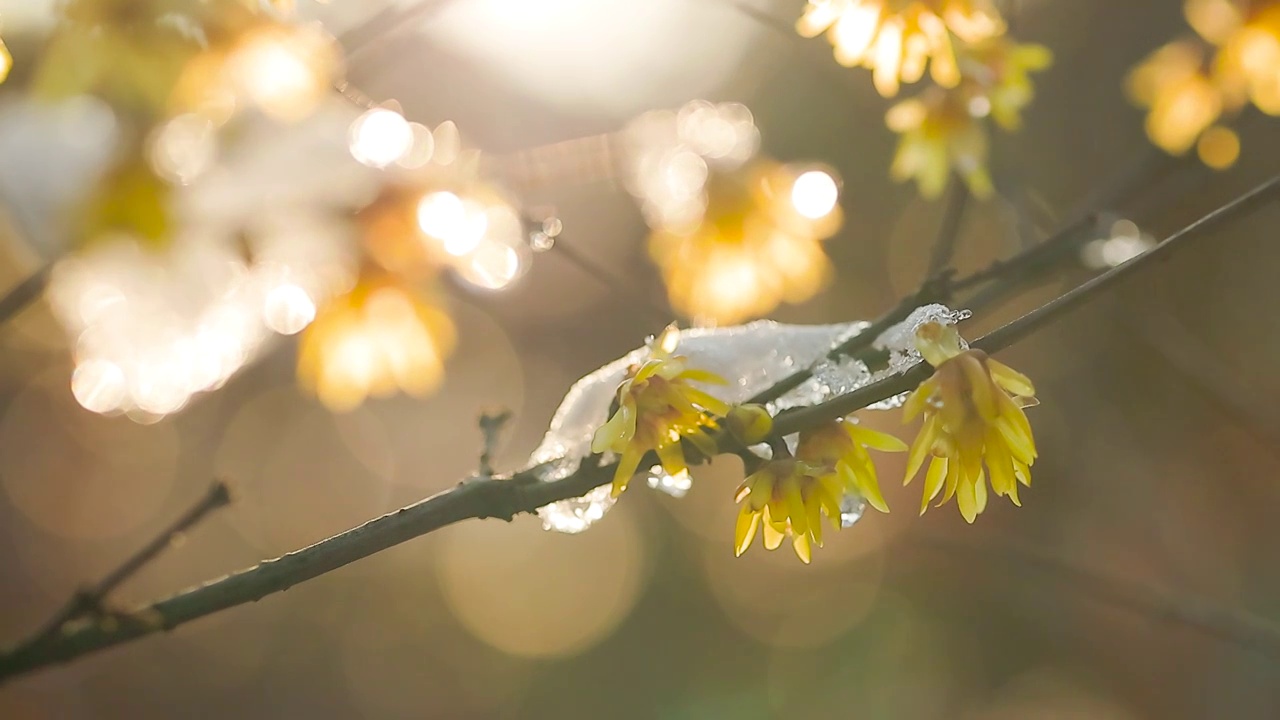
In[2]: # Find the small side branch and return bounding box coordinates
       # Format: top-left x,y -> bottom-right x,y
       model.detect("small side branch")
3,480 -> 231,670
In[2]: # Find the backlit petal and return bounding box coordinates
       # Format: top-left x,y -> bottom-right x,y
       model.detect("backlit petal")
792,533 -> 813,564
676,368 -> 729,385
988,358 -> 1035,396
921,456 -> 948,514
849,424 -> 909,452
734,506 -> 761,557
611,446 -> 645,497
905,414 -> 940,483
784,481 -> 809,537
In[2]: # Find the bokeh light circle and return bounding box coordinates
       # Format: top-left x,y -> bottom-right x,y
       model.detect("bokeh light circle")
437,507 -> 647,658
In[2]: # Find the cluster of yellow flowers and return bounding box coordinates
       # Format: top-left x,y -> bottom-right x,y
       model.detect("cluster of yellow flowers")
1127,0 -> 1280,169
30,0 -> 343,245
797,0 -> 1006,97
594,321 -> 1039,563
796,0 -> 1052,199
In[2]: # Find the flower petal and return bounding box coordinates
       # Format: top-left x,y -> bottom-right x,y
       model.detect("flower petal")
611,446 -> 645,497
849,424 -> 909,452
683,387 -> 731,417
792,532 -> 813,564
987,358 -> 1035,397
956,479 -> 979,523
676,368 -> 729,385
734,505 -> 761,557
921,456 -> 948,514
784,480 -> 809,538
655,442 -> 688,478
902,382 -> 934,422
806,492 -> 825,546
904,414 -> 939,483
843,459 -> 889,514
762,512 -> 786,551
959,354 -> 999,422
591,398 -> 635,453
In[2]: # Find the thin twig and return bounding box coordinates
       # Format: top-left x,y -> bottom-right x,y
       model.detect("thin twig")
0,264 -> 51,330
926,176 -> 970,277
478,410 -> 512,476
1,178 -> 1276,680
8,481 -> 232,661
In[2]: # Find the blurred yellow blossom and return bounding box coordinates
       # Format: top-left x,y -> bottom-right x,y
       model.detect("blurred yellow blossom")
797,418 -> 907,514
1127,1 -> 1280,167
0,37 -> 12,84
80,158 -> 172,247
733,457 -> 833,564
886,87 -> 992,198
959,37 -> 1054,130
902,322 -> 1038,522
591,326 -> 730,497
1127,40 -> 1226,155
649,162 -> 841,325
1207,1 -> 1280,114
797,0 -> 1005,97
885,36 -> 1051,198
297,276 -> 456,412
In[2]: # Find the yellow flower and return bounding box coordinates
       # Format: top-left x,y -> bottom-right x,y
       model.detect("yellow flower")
797,418 -> 908,513
1208,2 -> 1280,115
902,322 -> 1038,523
733,458 -> 836,563
1126,2 -> 1280,167
297,277 -> 455,412
797,0 -> 1006,97
886,87 -> 993,198
591,327 -> 730,497
959,37 -> 1054,130
1126,40 -> 1226,155
649,162 -> 840,325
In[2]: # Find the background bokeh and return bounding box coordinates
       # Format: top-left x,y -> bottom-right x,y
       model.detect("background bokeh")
3,0 -> 1280,717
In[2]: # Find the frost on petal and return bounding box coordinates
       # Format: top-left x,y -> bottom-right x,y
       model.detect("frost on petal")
534,320 -> 871,532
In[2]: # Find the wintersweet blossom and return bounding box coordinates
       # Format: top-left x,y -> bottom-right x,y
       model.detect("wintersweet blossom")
797,419 -> 907,513
591,327 -> 730,497
885,36 -> 1051,198
902,322 -> 1038,522
1126,1 -> 1280,168
958,37 -> 1054,131
297,277 -> 455,411
797,0 -> 1006,97
733,457 -> 833,563
648,163 -> 840,325
886,87 -> 993,198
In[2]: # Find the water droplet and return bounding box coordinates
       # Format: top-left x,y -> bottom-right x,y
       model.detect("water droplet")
839,493 -> 866,528
529,231 -> 555,252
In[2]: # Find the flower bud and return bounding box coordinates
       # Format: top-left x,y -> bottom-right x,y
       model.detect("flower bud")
725,403 -> 774,445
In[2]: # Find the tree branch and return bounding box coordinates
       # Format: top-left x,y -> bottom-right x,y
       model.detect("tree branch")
0,264 -> 51,329
1,174 -> 1276,680
748,151 -> 1181,408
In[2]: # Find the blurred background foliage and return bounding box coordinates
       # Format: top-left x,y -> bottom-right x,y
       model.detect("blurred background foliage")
1,0 -> 1280,717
